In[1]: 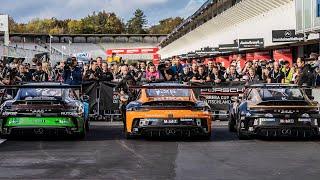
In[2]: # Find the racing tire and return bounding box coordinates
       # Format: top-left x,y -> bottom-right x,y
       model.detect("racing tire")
237,120 -> 251,140
228,117 -> 237,132
200,132 -> 211,140
85,120 -> 90,132
124,132 -> 137,140
75,124 -> 86,140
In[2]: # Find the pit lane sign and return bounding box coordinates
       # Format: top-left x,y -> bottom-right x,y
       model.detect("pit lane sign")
239,38 -> 264,48
272,30 -> 304,42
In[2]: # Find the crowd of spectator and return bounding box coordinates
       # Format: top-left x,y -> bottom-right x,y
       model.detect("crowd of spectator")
1,54 -> 320,87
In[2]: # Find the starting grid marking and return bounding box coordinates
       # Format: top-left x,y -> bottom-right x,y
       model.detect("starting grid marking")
0,139 -> 6,145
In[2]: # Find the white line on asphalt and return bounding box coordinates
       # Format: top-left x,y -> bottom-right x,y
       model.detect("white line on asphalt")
0,139 -> 6,144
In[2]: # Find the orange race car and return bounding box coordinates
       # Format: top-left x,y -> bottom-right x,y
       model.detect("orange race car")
124,83 -> 212,139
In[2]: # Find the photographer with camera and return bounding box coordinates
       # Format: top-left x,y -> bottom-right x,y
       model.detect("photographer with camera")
63,57 -> 82,85
54,60 -> 65,82
159,60 -> 174,81
32,62 -> 49,82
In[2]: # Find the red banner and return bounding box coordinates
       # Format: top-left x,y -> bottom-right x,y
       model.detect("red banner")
273,48 -> 293,65
153,54 -> 160,65
253,51 -> 271,60
106,48 -> 159,55
246,53 -> 254,61
216,56 -> 230,67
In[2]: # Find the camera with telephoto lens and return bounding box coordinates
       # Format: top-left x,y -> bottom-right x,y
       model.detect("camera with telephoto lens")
158,62 -> 166,71
65,57 -> 73,67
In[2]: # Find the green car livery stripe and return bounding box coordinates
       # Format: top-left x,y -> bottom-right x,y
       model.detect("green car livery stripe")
5,117 -> 77,127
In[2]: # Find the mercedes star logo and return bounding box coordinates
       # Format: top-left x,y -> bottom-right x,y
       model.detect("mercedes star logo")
284,30 -> 292,38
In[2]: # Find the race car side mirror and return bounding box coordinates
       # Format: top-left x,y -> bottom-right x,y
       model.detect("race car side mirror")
198,95 -> 207,101
81,95 -> 90,102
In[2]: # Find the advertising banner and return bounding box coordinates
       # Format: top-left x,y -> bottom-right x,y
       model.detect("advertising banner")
273,48 -> 293,65
272,30 -> 304,42
239,38 -> 264,48
193,82 -> 246,111
253,51 -> 271,60
106,48 -> 159,55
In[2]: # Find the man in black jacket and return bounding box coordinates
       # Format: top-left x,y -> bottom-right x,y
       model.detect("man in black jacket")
297,57 -> 315,86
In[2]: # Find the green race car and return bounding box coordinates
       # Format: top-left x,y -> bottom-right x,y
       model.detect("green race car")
0,83 -> 89,139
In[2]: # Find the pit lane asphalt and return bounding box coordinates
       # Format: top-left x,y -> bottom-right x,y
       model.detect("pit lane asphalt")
1,122 -> 320,180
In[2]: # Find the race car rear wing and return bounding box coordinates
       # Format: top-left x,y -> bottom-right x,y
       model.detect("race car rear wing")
0,84 -> 81,89
0,84 -> 83,103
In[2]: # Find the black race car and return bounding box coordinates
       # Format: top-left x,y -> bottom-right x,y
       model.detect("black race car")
229,83 -> 320,139
0,83 -> 90,138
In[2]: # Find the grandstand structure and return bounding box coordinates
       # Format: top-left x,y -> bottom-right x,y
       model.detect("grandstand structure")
158,0 -> 318,62
1,33 -> 167,63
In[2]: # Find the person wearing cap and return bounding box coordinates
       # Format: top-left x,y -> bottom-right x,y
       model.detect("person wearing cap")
63,57 -> 82,85
281,61 -> 294,84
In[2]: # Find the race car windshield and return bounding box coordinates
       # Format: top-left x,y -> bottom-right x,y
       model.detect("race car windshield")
16,88 -> 66,100
146,89 -> 190,97
258,88 -> 305,101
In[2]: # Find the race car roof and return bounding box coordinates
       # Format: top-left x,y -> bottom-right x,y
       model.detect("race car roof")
0,82 -> 81,89
143,82 -> 188,87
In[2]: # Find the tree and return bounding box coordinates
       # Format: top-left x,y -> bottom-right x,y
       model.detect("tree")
149,17 -> 184,34
104,13 -> 125,34
126,9 -> 147,34
67,20 -> 84,34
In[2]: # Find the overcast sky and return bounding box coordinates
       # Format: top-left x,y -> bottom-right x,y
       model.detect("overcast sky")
0,0 -> 207,26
